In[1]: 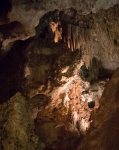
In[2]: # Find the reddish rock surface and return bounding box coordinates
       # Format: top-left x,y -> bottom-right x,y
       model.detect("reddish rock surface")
77,67 -> 119,150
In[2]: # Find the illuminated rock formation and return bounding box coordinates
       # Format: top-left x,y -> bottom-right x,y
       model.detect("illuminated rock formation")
77,67 -> 119,150
0,1 -> 119,150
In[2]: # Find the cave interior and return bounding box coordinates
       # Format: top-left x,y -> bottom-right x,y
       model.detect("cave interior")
0,1 -> 119,150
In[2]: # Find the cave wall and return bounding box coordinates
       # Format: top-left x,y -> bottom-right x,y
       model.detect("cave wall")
23,39 -> 82,97
1,4 -> 118,103
20,37 -> 105,149
77,67 -> 119,150
32,5 -> 119,82
0,93 -> 40,150
60,5 -> 119,71
0,1 -> 118,150
0,40 -> 26,103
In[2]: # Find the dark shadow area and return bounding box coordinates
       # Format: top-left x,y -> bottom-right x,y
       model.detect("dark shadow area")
0,40 -> 27,103
0,0 -> 11,17
79,57 -> 113,84
98,67 -> 113,80
43,147 -> 54,150
88,101 -> 95,108
29,94 -> 51,108
35,10 -> 59,41
80,63 -> 89,78
0,21 -> 23,39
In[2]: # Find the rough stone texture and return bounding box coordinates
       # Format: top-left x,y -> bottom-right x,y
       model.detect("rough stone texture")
0,0 -> 119,51
0,1 -> 118,150
59,5 -> 119,71
77,67 -> 119,150
0,93 -> 40,150
9,4 -> 118,72
0,41 -> 26,103
24,41 -> 83,149
7,0 -> 119,31
1,5 -> 118,103
21,39 -> 106,149
0,15 -> 109,148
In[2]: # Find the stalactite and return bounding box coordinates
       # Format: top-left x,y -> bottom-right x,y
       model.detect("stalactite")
64,37 -> 66,46
70,38 -> 74,51
67,24 -> 71,41
76,27 -> 79,38
72,25 -> 76,50
73,35 -> 76,50
73,27 -> 78,50
77,34 -> 80,49
71,25 -> 75,51
67,24 -> 71,49
75,37 -> 78,49
68,39 -> 70,49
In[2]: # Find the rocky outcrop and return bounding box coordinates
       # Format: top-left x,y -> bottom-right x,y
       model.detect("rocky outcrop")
77,67 -> 119,150
0,93 -> 40,150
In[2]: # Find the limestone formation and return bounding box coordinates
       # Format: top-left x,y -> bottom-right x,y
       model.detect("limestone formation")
0,1 -> 119,150
0,93 -> 41,150
77,67 -> 119,150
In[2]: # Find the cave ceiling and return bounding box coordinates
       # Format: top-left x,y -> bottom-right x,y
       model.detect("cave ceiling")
0,0 -> 119,49
0,0 -> 119,71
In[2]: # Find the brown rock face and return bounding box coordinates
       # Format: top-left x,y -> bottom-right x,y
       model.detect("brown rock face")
77,67 -> 119,150
0,93 -> 39,150
22,39 -> 106,149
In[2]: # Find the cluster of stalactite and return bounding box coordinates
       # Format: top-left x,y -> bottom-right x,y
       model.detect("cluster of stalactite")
62,24 -> 82,51
37,9 -> 89,52
50,21 -> 87,53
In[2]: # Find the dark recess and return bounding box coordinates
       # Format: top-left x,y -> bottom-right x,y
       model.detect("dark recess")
0,40 -> 26,103
0,0 -> 11,17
